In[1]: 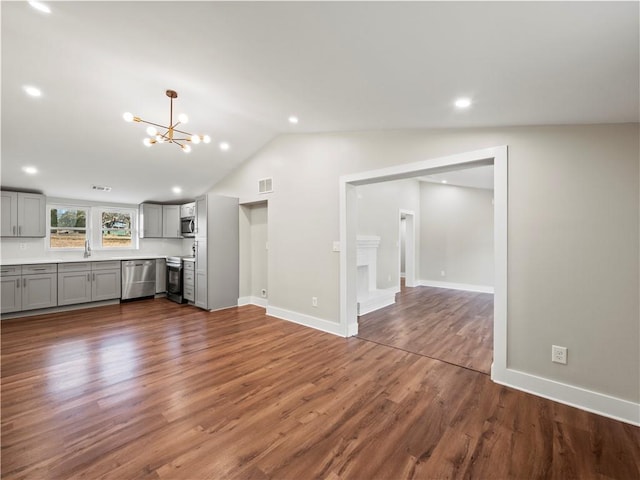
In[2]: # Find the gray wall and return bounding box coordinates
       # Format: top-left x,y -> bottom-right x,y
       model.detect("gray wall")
419,182 -> 494,287
356,179 -> 420,290
211,124 -> 639,404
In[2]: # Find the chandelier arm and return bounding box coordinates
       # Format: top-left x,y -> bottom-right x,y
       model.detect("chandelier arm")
137,118 -> 171,130
172,128 -> 195,136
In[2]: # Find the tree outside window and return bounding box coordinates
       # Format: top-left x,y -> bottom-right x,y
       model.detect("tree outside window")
49,208 -> 87,248
101,211 -> 132,248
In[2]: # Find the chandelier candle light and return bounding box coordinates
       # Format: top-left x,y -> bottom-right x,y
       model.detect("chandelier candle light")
123,89 -> 210,153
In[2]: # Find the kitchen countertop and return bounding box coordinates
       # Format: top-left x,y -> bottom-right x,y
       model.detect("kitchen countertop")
1,255 -> 168,266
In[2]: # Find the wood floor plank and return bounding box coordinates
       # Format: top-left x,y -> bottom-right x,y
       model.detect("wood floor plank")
1,298 -> 638,479
358,284 -> 494,373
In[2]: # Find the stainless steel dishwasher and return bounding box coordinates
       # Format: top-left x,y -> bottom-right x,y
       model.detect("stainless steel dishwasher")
121,260 -> 156,300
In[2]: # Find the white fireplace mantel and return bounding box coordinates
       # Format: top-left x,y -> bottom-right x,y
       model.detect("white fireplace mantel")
356,235 -> 396,315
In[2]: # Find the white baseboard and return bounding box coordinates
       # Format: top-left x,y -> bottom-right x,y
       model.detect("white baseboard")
492,365 -> 640,426
267,305 -> 344,337
357,287 -> 397,315
418,279 -> 494,294
237,296 -> 268,308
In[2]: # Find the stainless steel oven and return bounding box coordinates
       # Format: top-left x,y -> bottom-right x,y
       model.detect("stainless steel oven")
166,256 -> 184,303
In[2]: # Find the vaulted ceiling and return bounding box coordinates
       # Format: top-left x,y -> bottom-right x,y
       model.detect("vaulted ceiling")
2,1 -> 638,204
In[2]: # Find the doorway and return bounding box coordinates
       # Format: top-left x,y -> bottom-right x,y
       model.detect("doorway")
339,146 -> 508,381
239,201 -> 268,307
399,210 -> 416,288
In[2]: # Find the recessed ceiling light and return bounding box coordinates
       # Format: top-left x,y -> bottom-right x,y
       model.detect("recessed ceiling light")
288,116 -> 299,124
172,186 -> 182,194
23,85 -> 42,97
22,166 -> 38,175
454,97 -> 472,109
28,1 -> 50,14
219,142 -> 230,151
441,180 -> 448,184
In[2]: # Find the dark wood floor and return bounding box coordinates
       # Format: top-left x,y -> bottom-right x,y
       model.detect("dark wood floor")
2,299 -> 639,479
358,283 -> 494,374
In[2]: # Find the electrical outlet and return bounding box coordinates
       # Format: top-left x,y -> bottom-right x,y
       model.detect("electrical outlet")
19,243 -> 27,250
312,297 -> 318,307
552,345 -> 568,364
261,289 -> 267,298
440,270 -> 446,277
332,241 -> 340,252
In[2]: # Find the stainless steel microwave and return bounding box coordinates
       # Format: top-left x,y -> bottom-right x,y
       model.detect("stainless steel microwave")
181,217 -> 195,237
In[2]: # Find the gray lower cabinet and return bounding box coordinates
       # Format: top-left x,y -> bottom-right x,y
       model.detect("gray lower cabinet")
1,264 -> 57,313
1,275 -> 22,313
183,261 -> 195,301
23,273 -> 58,310
58,261 -> 121,306
92,267 -> 121,301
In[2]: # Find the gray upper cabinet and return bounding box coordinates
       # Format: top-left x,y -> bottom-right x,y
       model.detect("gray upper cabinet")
1,191 -> 46,237
140,203 -> 183,239
140,203 -> 163,238
162,205 -> 181,238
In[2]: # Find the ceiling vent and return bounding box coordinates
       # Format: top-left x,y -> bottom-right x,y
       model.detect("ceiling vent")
258,177 -> 273,194
91,185 -> 112,192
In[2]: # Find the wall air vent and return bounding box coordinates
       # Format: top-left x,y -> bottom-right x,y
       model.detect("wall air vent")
91,185 -> 112,192
258,177 -> 273,194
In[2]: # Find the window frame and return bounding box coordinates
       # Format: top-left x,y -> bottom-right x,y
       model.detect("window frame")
46,204 -> 139,251
47,204 -> 91,251
94,206 -> 138,250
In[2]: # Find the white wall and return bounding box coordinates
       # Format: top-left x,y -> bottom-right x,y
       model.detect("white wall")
356,179 -> 420,290
419,182 -> 494,288
211,124 -> 639,409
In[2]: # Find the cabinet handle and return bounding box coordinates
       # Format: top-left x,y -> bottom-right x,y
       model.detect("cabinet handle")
18,226 -> 22,236
23,278 -> 26,288
87,274 -> 90,281
12,226 -> 16,235
16,279 -> 20,288
32,268 -> 46,271
93,273 -> 95,281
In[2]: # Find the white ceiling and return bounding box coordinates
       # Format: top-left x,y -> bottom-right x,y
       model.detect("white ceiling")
2,1 -> 638,204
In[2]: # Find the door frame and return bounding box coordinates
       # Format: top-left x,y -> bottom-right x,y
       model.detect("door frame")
339,145 -> 507,380
398,210 -> 416,288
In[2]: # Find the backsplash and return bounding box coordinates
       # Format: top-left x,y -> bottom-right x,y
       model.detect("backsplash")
0,237 -> 192,262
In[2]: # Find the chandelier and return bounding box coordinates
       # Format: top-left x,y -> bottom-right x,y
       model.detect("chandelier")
123,89 -> 210,153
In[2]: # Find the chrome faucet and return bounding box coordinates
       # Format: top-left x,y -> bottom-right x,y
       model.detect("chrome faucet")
84,239 -> 91,258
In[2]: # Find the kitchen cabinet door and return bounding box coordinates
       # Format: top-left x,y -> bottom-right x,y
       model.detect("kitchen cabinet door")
17,193 -> 46,237
1,191 -> 18,237
91,269 -> 121,301
58,271 -> 92,306
195,238 -> 207,309
1,275 -> 22,313
162,205 -> 181,238
140,203 -> 163,238
195,271 -> 207,309
23,274 -> 57,310
155,259 -> 166,293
